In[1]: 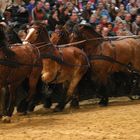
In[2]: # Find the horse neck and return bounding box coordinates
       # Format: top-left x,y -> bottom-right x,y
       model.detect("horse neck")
34,30 -> 51,44
83,31 -> 103,56
58,30 -> 70,45
58,36 -> 69,45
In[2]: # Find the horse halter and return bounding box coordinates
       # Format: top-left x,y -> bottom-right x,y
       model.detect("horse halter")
23,25 -> 42,44
24,25 -> 53,49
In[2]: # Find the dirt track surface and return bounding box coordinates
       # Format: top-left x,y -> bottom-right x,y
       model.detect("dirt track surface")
0,98 -> 140,140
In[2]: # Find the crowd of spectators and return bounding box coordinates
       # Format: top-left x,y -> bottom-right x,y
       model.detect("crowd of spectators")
0,0 -> 140,37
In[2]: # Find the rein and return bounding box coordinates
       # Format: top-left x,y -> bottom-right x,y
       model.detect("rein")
55,40 -> 87,48
89,55 -> 140,74
41,52 -> 89,67
55,35 -> 140,48
0,58 -> 41,68
87,35 -> 140,41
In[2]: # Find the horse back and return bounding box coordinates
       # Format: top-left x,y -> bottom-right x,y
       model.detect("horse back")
10,44 -> 35,64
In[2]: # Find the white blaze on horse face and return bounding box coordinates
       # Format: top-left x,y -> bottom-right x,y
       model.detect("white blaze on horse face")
24,28 -> 36,43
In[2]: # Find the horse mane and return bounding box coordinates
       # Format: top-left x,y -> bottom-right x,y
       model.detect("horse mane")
7,27 -> 22,44
61,27 -> 69,38
0,24 -> 16,57
31,21 -> 50,43
41,52 -> 65,65
73,24 -> 84,38
82,24 -> 102,38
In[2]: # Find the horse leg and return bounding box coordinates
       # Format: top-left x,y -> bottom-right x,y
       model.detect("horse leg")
0,86 -> 9,118
43,84 -> 53,109
16,79 -> 29,114
98,76 -> 112,107
70,88 -> 80,109
53,83 -> 67,112
2,83 -> 18,123
27,71 -> 41,112
54,74 -> 83,112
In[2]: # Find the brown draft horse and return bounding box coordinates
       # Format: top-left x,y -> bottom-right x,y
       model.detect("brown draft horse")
70,24 -> 140,105
0,28 -> 42,123
24,22 -> 88,112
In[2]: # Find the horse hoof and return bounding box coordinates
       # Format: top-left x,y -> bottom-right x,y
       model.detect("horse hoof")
2,116 -> 11,123
44,108 -> 52,113
70,100 -> 80,109
99,102 -> 108,107
53,106 -> 63,112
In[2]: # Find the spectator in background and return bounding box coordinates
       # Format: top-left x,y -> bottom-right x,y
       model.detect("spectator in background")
66,2 -> 74,13
65,12 -> 79,32
89,14 -> 99,28
93,6 -> 101,21
44,2 -> 51,20
121,0 -> 129,7
40,0 -> 46,4
101,27 -> 109,37
126,0 -> 138,13
119,3 -> 128,20
109,3 -> 118,22
107,22 -> 116,36
132,14 -> 140,34
1,0 -> 140,38
58,7 -> 69,25
47,10 -> 60,32
115,10 -> 124,23
31,1 -> 45,22
98,2 -> 111,22
82,1 -> 93,22
136,27 -> 140,35
26,0 -> 35,15
45,0 -> 55,7
116,21 -> 133,36
126,0 -> 138,21
26,0 -> 35,22
95,24 -> 102,34
0,1 -> 4,21
100,15 -> 109,28
6,0 -> 29,27
124,13 -> 132,32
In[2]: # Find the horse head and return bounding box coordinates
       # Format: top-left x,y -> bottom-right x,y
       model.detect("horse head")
24,22 -> 51,45
76,23 -> 102,40
70,23 -> 103,55
51,25 -> 70,45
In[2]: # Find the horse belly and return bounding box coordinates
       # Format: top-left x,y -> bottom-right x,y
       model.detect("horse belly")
90,60 -> 111,84
42,67 -> 73,84
7,66 -> 32,83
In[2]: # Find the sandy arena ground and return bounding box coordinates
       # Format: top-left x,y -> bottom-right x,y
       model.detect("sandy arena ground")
0,97 -> 140,140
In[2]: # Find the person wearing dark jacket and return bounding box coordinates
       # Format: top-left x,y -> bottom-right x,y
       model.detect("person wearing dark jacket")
48,10 -> 60,32
82,1 -> 93,22
6,0 -> 29,27
65,12 -> 79,33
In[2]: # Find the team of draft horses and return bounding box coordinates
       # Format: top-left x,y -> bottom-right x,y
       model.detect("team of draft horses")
0,21 -> 140,123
